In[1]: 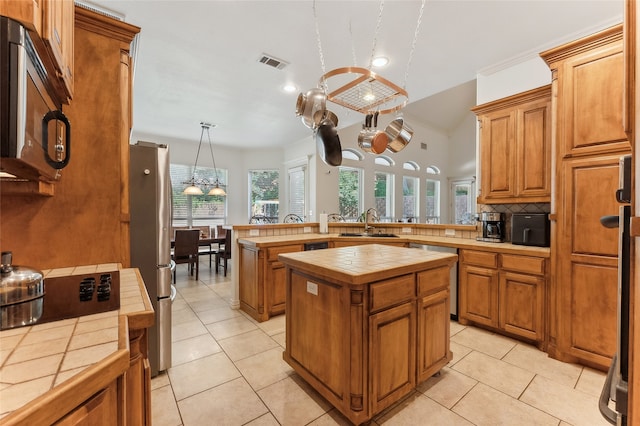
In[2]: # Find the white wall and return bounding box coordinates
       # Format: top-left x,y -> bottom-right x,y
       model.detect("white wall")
476,56 -> 552,104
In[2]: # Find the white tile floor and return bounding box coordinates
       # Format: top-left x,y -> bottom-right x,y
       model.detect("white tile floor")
152,262 -> 610,426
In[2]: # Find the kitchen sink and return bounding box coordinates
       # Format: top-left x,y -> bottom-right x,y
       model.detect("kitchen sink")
339,232 -> 399,238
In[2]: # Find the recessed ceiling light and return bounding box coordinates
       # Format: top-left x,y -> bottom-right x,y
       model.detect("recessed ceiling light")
372,56 -> 389,67
363,93 -> 376,102
283,84 -> 297,93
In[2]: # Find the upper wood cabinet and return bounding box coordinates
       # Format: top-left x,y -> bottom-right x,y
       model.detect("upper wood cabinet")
472,85 -> 552,204
541,24 -> 628,159
0,0 -> 75,102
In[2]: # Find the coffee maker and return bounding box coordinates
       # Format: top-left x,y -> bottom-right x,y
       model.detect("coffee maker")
476,212 -> 505,242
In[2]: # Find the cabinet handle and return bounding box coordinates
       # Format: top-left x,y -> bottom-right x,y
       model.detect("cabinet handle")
54,28 -> 61,45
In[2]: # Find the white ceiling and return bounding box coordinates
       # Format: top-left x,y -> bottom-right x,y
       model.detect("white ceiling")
88,0 -> 623,148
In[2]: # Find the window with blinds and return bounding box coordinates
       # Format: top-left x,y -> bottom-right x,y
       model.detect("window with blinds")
170,164 -> 227,228
288,166 -> 305,219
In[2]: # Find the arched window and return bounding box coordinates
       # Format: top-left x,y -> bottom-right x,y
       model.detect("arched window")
374,155 -> 394,166
403,161 -> 419,171
342,148 -> 364,161
426,165 -> 441,175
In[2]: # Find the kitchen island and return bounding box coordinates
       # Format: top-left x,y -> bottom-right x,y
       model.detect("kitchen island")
279,244 -> 457,425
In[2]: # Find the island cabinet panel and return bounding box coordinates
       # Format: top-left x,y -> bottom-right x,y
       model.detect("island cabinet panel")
459,249 -> 547,348
286,271 -> 351,410
55,380 -> 120,426
238,246 -> 264,321
369,301 -> 416,415
265,244 -> 304,317
281,244 -> 457,425
416,267 -> 452,382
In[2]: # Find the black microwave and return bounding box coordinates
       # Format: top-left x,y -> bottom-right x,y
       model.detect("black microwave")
0,17 -> 70,182
511,213 -> 550,247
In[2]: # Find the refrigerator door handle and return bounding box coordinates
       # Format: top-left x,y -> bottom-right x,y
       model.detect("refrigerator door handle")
170,284 -> 177,302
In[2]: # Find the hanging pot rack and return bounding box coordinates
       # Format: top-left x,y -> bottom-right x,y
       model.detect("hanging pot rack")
319,66 -> 409,115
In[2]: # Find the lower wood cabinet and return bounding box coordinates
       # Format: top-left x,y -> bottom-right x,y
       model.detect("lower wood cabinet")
55,380 -> 120,425
459,249 -> 547,347
239,243 -> 303,322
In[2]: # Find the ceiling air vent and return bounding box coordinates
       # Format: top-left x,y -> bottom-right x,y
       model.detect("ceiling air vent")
258,54 -> 289,70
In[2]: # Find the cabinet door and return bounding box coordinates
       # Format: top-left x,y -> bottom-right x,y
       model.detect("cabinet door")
267,263 -> 286,316
416,289 -> 451,383
0,0 -> 42,33
459,264 -> 499,327
369,302 -> 416,416
499,271 -> 544,342
42,0 -> 74,99
556,156 -> 621,367
554,30 -> 628,158
239,246 -> 264,320
478,110 -> 516,201
516,97 -> 551,200
54,380 -> 119,425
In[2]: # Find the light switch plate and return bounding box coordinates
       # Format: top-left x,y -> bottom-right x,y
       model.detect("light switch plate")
444,229 -> 455,237
249,229 -> 259,236
304,226 -> 312,233
402,227 -> 412,233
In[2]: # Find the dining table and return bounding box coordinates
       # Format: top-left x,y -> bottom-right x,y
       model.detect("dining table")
170,236 -> 226,268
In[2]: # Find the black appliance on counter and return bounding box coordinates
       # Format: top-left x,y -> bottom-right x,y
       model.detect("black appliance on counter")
599,154 -> 631,425
476,212 -> 504,243
511,213 -> 550,247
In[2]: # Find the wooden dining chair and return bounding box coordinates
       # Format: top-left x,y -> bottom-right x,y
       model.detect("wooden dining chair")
172,229 -> 200,283
214,231 -> 232,276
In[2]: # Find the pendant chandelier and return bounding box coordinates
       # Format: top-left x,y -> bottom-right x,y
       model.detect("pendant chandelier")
183,122 -> 227,196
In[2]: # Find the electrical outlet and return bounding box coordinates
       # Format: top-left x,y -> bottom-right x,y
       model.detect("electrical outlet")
249,229 -> 259,236
402,227 -> 412,233
444,229 -> 455,237
304,226 -> 312,233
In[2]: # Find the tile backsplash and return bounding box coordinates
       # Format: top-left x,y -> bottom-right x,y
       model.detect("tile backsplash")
477,203 -> 551,242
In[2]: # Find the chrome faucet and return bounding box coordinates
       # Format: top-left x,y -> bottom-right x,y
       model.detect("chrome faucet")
364,207 -> 378,234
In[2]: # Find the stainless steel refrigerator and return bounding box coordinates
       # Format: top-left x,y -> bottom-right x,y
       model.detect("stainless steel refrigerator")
130,141 -> 174,377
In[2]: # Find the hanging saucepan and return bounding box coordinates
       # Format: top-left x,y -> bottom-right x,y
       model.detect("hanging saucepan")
315,114 -> 342,166
313,109 -> 338,128
296,88 -> 326,129
384,117 -> 414,152
358,112 -> 388,154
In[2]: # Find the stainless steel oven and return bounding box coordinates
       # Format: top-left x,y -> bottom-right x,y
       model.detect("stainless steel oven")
0,17 -> 70,182
599,154 -> 631,425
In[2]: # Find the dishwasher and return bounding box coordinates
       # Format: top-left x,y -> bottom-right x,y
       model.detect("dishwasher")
409,243 -> 458,320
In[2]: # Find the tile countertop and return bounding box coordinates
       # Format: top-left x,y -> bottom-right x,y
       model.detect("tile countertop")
0,265 -> 153,420
278,244 -> 458,285
237,233 -> 551,257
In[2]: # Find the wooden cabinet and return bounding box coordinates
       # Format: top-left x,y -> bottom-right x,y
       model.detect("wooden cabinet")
459,249 -> 546,347
0,0 -> 75,102
42,0 -> 74,100
238,243 -> 303,321
473,85 -> 552,204
282,246 -> 456,425
369,301 -> 416,415
55,380 -> 120,425
0,7 -> 140,268
265,244 -> 304,317
416,266 -> 451,383
541,24 -> 631,370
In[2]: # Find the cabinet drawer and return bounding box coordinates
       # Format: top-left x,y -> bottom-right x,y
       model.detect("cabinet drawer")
461,250 -> 498,268
500,254 -> 545,275
267,244 -> 303,262
417,266 -> 450,296
370,274 -> 415,313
